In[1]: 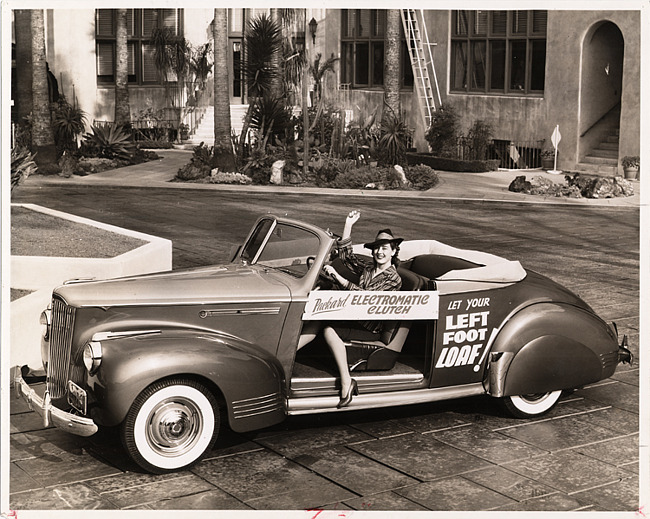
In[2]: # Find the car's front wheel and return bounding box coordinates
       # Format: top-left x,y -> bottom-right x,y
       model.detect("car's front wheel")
122,378 -> 219,474
501,390 -> 562,418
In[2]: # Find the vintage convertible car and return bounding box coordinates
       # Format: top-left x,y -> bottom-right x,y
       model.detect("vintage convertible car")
15,214 -> 632,474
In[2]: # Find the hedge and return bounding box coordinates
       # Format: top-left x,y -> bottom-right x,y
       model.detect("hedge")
406,152 -> 499,173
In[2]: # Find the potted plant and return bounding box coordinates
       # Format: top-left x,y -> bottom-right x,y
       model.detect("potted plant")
178,123 -> 190,141
540,148 -> 555,170
621,155 -> 639,180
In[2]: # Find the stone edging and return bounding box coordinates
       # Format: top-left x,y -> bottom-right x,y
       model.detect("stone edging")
9,204 -> 173,368
11,203 -> 172,290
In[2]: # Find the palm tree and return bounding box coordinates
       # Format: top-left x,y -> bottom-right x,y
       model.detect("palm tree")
30,9 -> 56,164
213,8 -> 235,169
382,9 -> 401,124
151,27 -> 190,108
114,9 -> 131,128
13,10 -> 33,125
239,13 -> 283,149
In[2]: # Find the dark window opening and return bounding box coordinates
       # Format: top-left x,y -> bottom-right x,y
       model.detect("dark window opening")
96,8 -> 183,86
451,10 -> 546,95
341,9 -> 413,90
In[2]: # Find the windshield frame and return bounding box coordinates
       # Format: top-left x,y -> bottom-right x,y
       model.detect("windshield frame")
237,216 -> 331,282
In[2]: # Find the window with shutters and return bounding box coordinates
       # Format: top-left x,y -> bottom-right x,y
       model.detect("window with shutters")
341,9 -> 413,89
96,8 -> 183,85
450,10 -> 546,95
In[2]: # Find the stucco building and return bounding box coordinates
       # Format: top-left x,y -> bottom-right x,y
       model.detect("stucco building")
12,7 -> 640,175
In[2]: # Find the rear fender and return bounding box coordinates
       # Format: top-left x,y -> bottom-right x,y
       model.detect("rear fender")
488,303 -> 618,397
88,329 -> 286,432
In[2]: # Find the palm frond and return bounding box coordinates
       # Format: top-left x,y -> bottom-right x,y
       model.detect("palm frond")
244,14 -> 283,98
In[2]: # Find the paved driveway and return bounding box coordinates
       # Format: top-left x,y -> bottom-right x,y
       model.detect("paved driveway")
8,187 -> 640,512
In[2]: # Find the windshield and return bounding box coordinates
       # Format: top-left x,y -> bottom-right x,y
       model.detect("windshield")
240,219 -> 321,278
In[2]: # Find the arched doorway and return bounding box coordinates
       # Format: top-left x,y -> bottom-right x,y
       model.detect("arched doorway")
578,22 -> 624,170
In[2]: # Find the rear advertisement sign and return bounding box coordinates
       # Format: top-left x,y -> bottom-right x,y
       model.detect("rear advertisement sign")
303,290 -> 439,321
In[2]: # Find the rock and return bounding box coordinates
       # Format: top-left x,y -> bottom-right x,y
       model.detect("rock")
530,175 -> 554,195
394,165 -> 409,186
591,176 -> 634,198
508,175 -> 532,193
270,160 -> 285,185
615,176 -> 635,197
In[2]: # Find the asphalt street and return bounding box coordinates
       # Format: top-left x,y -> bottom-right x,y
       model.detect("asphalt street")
7,174 -> 642,512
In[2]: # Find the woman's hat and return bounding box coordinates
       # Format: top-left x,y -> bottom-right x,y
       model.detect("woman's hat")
364,228 -> 404,249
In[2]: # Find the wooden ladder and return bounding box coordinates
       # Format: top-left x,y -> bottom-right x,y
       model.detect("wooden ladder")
401,9 -> 441,131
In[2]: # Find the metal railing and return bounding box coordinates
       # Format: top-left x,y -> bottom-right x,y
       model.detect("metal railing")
454,137 -> 545,169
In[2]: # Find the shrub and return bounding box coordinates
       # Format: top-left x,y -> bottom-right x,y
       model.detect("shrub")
405,164 -> 439,190
311,155 -> 354,187
82,124 -> 132,160
377,114 -> 411,166
52,96 -> 87,155
250,96 -> 295,144
343,110 -> 379,165
425,104 -> 458,158
243,146 -> 271,184
331,165 -> 397,189
11,146 -> 38,191
465,120 -> 492,160
175,142 -> 214,180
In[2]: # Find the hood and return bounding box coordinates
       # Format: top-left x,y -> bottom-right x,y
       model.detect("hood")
54,263 -> 292,308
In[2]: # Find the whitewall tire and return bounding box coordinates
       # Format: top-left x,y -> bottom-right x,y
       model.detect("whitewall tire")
501,390 -> 562,418
122,378 -> 219,473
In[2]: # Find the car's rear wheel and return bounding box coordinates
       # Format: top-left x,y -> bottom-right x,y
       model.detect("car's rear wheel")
122,378 -> 219,474
501,390 -> 562,418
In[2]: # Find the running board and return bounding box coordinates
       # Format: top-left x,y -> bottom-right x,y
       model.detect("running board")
286,382 -> 485,415
291,372 -> 424,393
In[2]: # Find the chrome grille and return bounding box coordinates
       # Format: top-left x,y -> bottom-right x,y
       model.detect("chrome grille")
46,297 -> 77,399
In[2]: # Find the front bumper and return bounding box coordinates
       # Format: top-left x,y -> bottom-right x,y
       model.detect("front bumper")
618,335 -> 633,365
13,367 -> 98,437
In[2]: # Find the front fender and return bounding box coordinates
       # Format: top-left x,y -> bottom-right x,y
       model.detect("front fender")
488,302 -> 619,397
87,328 -> 286,432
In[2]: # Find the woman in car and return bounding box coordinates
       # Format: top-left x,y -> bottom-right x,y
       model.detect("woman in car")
298,210 -> 403,407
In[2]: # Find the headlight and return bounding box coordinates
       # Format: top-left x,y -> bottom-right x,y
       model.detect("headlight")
83,341 -> 103,375
40,307 -> 51,341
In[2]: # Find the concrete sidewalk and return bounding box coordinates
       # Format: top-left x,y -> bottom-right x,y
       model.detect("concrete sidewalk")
22,148 -> 641,207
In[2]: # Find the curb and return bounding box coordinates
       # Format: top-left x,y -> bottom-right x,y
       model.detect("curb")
21,175 -> 641,208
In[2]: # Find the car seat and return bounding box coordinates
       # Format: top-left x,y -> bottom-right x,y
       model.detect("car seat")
346,267 -> 427,371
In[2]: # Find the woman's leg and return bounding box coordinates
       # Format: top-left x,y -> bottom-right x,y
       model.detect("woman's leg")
323,326 -> 352,396
297,321 -> 322,350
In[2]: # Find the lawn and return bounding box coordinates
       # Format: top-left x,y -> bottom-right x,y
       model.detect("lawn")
11,205 -> 146,258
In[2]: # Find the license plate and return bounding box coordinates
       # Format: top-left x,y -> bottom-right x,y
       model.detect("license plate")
67,380 -> 87,415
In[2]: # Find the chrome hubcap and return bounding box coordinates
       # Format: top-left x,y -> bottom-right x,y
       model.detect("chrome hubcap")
146,399 -> 202,457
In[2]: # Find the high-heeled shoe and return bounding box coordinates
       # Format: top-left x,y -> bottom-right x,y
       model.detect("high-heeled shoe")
337,379 -> 358,408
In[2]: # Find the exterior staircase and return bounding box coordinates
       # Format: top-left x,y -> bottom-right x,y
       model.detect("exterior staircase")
183,104 -> 248,147
575,107 -> 621,176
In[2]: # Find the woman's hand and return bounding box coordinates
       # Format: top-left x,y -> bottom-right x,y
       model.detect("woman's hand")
323,265 -> 347,287
342,210 -> 361,240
